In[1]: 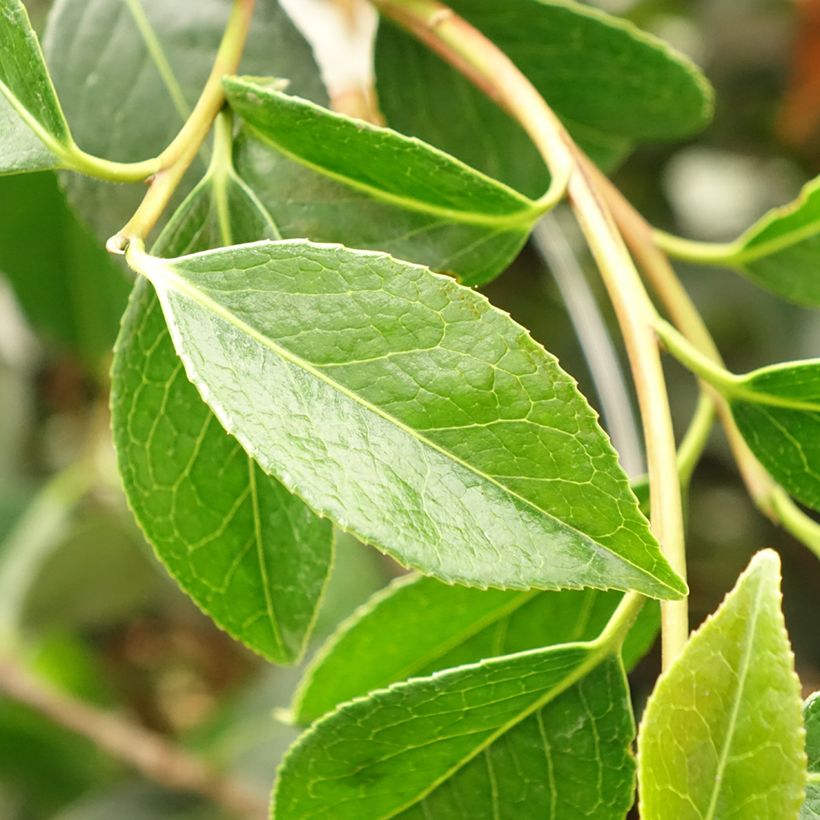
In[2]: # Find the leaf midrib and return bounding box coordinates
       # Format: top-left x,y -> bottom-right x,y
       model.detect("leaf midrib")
702,571 -> 766,820
137,245 -> 676,596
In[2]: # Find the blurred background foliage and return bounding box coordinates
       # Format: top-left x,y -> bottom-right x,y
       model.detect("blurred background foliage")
0,0 -> 818,817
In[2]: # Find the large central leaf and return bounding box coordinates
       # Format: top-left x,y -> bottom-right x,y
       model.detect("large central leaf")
128,240 -> 685,599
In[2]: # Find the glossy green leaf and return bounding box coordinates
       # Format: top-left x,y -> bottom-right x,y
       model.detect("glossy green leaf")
225,75 -> 544,284
638,549 -> 806,820
292,574 -> 659,724
0,0 -> 71,173
375,0 -> 712,199
678,177 -> 820,307
43,0 -> 326,242
127,239 -> 685,599
803,693 -> 820,820
0,171 -> 130,365
726,360 -> 820,513
111,146 -> 334,664
275,647 -> 635,818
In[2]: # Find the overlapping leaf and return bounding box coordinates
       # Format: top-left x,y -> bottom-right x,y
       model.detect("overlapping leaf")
226,76 -> 545,284
803,693 -> 820,819
111,144 -> 333,664
0,0 -> 72,173
638,550 -> 806,820
43,0 -> 326,242
375,0 -> 713,200
127,239 -> 685,599
293,574 -> 659,724
727,360 -> 820,512
275,648 -> 636,818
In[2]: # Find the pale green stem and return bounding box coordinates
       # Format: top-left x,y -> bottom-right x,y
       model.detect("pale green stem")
374,0 -> 689,668
677,392 -> 715,489
592,158 -> 820,551
108,0 -> 256,251
653,229 -> 740,266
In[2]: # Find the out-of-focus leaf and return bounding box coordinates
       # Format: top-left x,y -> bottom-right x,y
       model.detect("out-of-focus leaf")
374,0 -> 713,198
0,172 -> 131,365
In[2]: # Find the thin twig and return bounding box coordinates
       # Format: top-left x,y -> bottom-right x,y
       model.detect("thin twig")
0,657 -> 267,820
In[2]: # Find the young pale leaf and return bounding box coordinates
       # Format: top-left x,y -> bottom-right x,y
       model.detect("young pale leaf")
293,574 -> 659,724
638,549 -> 806,820
225,76 -> 544,285
727,360 -> 820,512
0,0 -> 71,173
128,240 -> 685,599
275,648 -> 635,818
708,177 -> 820,307
375,0 -> 712,199
803,694 -> 820,819
111,165 -> 333,664
43,0 -> 326,242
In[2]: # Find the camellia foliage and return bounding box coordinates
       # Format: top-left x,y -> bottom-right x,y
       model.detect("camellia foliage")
0,0 -> 818,817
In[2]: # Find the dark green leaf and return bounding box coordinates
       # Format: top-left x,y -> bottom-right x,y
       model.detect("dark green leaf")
43,0 -> 326,242
727,360 -> 820,512
638,550 -> 806,820
292,574 -> 659,724
0,171 -> 130,365
275,648 -> 635,818
128,239 -> 685,599
803,693 -> 820,819
0,0 -> 71,173
111,152 -> 334,664
375,0 -> 712,199
226,76 -> 544,284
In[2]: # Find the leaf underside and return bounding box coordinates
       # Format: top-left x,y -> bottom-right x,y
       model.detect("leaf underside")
132,240 -> 685,599
638,550 -> 806,820
111,164 -> 333,664
225,76 -> 540,285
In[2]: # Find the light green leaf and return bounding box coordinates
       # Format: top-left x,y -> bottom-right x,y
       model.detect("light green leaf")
803,693 -> 820,819
726,360 -> 820,513
0,171 -> 131,366
375,0 -> 712,199
0,0 -> 72,173
111,140 -> 334,664
638,549 -> 806,820
43,0 -> 326,242
127,239 -> 685,599
275,647 -> 636,818
293,574 -> 659,724
723,177 -> 820,307
225,75 -> 544,284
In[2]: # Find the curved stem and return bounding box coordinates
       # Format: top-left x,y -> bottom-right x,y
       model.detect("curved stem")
108,0 -> 256,252
374,0 -> 689,667
677,392 -> 715,489
61,147 -> 161,183
653,229 -> 740,266
589,153 -> 820,550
